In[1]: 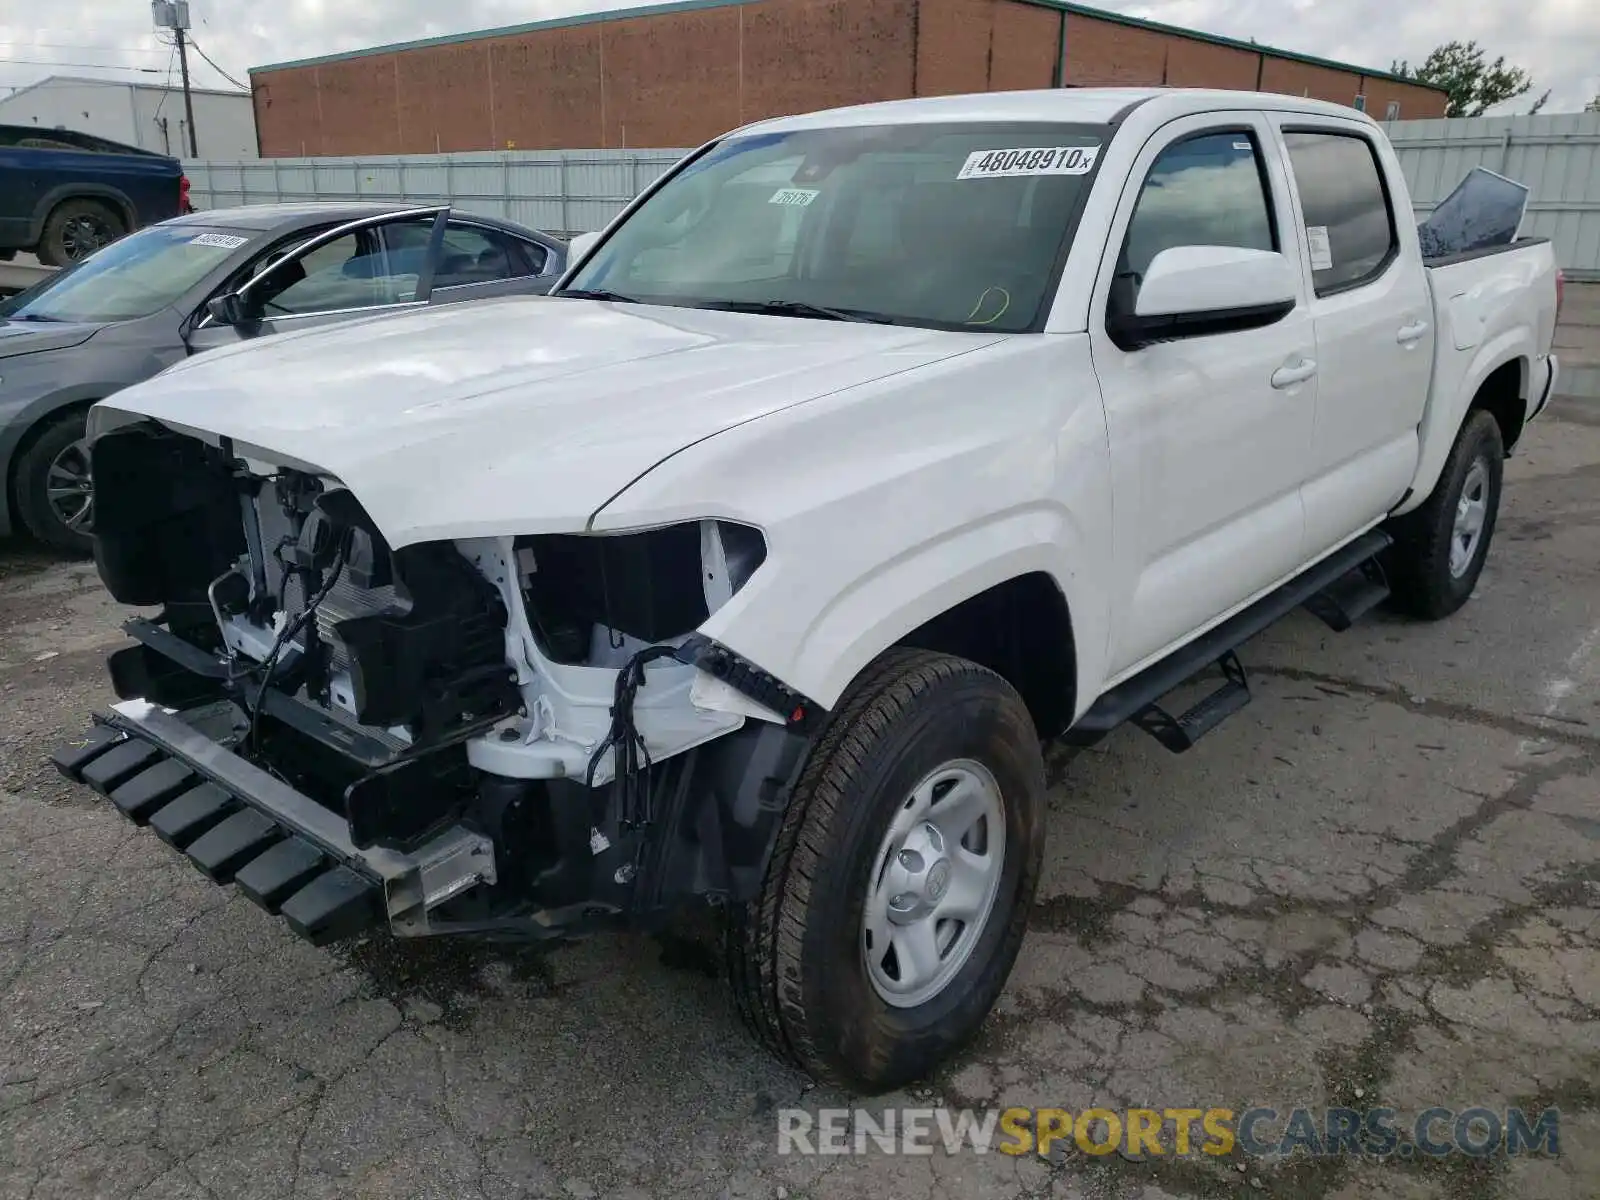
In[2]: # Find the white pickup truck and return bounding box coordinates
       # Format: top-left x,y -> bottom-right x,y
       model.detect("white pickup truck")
58,88 -> 1561,1091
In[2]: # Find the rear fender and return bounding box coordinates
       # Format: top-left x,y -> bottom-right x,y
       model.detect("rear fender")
31,183 -> 138,241
1396,327 -> 1531,516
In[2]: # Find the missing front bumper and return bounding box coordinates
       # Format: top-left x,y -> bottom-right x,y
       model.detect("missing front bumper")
53,699 -> 497,944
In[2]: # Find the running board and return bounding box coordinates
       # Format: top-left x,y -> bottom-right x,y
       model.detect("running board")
1128,650 -> 1251,753
1069,529 -> 1392,751
1302,558 -> 1390,632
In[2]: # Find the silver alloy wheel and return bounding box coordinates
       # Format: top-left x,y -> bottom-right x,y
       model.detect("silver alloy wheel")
1449,458 -> 1490,579
46,437 -> 94,535
862,758 -> 1006,1008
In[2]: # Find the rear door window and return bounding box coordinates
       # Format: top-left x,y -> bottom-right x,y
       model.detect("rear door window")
1281,130 -> 1398,294
432,224 -> 545,288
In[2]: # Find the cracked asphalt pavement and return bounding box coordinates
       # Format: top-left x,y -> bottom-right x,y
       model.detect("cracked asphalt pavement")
3,398 -> 1598,1200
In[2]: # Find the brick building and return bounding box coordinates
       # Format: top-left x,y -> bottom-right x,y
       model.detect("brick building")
248,0 -> 1448,158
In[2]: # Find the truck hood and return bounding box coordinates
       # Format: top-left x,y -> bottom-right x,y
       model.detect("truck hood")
0,319 -> 102,359
98,296 -> 998,546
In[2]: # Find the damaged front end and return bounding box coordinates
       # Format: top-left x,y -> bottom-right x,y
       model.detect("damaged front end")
57,419 -> 823,946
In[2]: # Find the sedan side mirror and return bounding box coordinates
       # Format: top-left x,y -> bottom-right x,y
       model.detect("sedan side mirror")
206,293 -> 247,326
1110,246 -> 1297,350
566,231 -> 601,263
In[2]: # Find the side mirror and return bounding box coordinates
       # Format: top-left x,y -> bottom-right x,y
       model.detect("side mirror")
566,231 -> 601,263
1112,246 -> 1297,350
206,293 -> 247,326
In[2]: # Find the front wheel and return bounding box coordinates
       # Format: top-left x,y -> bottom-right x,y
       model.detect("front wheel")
13,410 -> 95,554
1385,409 -> 1504,619
727,649 -> 1045,1092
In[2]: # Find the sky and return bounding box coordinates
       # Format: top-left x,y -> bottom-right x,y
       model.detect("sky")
1,0 -> 1596,114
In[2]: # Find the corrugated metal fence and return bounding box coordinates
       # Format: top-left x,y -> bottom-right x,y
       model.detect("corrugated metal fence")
186,112 -> 1600,276
1385,111 -> 1600,282
184,150 -> 691,240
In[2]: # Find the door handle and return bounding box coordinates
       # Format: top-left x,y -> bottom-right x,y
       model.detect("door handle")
1397,320 -> 1430,345
1271,358 -> 1318,389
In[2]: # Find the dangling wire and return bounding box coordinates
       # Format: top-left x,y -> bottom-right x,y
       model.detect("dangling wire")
246,548 -> 347,755
585,644 -> 681,829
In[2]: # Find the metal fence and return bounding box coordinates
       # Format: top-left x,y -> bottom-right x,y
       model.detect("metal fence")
184,149 -> 692,239
186,112 -> 1600,276
1387,111 -> 1600,281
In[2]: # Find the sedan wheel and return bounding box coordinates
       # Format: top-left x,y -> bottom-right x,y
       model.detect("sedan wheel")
14,411 -> 97,555
46,437 -> 96,536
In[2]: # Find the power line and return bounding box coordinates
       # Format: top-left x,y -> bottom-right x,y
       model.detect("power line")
185,35 -> 249,91
151,39 -> 180,128
0,57 -> 163,73
0,41 -> 167,55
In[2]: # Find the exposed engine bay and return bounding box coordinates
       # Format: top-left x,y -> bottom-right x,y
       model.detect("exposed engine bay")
80,420 -> 814,942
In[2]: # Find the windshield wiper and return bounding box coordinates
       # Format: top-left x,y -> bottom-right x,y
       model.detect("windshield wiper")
705,299 -> 895,325
7,313 -> 62,323
557,287 -> 641,303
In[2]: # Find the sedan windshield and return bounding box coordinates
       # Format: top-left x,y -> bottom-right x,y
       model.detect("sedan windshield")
562,122 -> 1107,332
0,225 -> 254,323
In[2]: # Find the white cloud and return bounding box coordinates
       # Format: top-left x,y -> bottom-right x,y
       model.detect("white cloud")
2,0 -> 1595,117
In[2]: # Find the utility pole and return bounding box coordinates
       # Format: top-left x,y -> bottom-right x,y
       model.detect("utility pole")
152,1 -> 198,157
174,25 -> 198,157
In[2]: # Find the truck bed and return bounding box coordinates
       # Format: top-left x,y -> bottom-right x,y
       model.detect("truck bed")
1425,236 -> 1561,419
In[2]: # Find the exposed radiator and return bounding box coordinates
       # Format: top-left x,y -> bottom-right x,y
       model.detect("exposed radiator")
315,577 -> 403,671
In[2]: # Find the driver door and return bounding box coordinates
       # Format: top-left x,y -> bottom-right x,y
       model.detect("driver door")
184,207 -> 446,354
1089,113 -> 1318,677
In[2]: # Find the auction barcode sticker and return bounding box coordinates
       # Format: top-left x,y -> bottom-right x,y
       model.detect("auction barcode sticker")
956,146 -> 1100,180
188,232 -> 249,249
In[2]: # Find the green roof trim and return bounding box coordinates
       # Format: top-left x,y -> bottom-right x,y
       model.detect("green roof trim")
250,0 -> 1446,98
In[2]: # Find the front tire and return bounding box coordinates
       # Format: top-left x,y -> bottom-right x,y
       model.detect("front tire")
14,410 -> 95,555
1385,409 -> 1504,620
727,649 -> 1045,1092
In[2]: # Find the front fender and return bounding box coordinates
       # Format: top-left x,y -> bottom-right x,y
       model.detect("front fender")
592,333 -> 1114,714
723,507 -> 1095,712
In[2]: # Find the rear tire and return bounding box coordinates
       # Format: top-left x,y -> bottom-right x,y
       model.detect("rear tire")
14,410 -> 95,555
36,199 -> 126,267
727,648 -> 1045,1092
1385,409 -> 1504,620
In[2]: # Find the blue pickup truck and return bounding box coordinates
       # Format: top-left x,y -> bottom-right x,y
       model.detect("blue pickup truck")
0,125 -> 187,266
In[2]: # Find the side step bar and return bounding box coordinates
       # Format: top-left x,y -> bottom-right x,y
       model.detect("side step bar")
1069,529 -> 1392,752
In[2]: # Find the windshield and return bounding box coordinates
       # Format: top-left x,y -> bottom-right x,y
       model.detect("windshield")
563,122 -> 1107,332
0,224 -> 253,323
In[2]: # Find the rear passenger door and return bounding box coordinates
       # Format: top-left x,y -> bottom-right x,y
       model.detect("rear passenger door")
1089,112 -> 1318,677
1269,118 -> 1435,555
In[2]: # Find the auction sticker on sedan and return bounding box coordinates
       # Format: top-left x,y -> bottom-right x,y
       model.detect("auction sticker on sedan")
957,145 -> 1100,179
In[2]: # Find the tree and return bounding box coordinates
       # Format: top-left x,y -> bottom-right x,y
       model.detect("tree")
1390,40 -> 1538,118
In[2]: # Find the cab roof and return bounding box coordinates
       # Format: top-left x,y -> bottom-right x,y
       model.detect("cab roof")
739,87 -> 1377,135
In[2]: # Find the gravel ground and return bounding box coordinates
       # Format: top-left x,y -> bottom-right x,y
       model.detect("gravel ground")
1,399 -> 1597,1200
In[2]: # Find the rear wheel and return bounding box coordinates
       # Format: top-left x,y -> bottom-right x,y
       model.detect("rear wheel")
1385,409 -> 1504,619
14,410 -> 95,555
727,648 -> 1045,1092
37,199 -> 126,266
